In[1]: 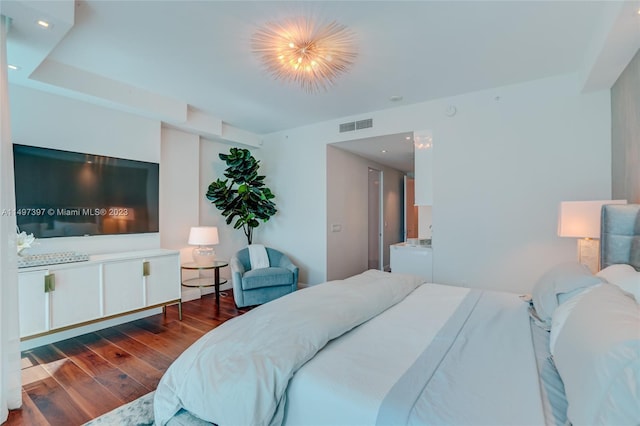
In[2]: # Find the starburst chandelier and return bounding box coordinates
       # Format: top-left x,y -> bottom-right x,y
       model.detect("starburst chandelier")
251,17 -> 357,93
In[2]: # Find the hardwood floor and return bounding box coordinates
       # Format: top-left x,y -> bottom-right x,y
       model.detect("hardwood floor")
5,292 -> 251,426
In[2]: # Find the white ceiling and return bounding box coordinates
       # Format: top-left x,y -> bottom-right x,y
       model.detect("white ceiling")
3,1 -> 640,169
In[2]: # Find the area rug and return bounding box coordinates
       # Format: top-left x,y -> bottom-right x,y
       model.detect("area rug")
83,391 -> 155,426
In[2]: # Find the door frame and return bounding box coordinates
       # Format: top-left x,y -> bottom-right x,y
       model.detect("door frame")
368,167 -> 384,270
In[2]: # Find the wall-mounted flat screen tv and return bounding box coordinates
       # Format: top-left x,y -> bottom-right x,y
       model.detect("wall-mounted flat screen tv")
13,144 -> 159,238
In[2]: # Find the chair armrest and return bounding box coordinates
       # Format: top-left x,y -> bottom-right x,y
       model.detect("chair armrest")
230,256 -> 245,275
277,254 -> 295,271
230,256 -> 245,290
278,254 -> 299,285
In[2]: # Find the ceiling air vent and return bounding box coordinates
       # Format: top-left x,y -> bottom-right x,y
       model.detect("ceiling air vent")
356,118 -> 373,130
339,118 -> 373,133
339,122 -> 356,133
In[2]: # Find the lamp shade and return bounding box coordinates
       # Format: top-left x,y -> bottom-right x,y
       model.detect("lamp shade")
188,226 -> 219,246
558,200 -> 627,238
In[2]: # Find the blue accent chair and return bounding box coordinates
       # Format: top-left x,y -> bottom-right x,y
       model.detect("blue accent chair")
230,247 -> 299,307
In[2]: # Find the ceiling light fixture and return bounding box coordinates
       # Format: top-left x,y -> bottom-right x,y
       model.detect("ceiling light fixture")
252,17 -> 357,93
36,20 -> 50,28
7,64 -> 19,70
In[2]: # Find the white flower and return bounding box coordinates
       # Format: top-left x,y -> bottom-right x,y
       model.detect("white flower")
17,231 -> 35,253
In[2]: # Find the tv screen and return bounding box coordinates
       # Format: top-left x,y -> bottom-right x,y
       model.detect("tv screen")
13,144 -> 159,238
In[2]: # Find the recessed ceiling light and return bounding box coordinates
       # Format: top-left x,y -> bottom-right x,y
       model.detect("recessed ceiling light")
381,150 -> 387,153
405,136 -> 411,140
7,64 -> 19,70
389,95 -> 403,102
36,20 -> 51,29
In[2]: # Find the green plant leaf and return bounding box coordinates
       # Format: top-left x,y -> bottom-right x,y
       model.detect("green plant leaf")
206,148 -> 277,245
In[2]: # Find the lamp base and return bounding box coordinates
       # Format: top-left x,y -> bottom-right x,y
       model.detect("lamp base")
578,238 -> 599,273
193,246 -> 215,266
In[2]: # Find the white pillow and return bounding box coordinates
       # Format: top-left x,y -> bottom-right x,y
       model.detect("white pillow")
548,285 -> 599,356
597,264 -> 640,302
596,263 -> 636,283
616,274 -> 640,302
531,262 -> 602,329
552,284 -> 640,426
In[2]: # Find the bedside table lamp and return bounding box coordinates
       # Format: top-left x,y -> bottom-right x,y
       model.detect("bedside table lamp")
188,226 -> 219,265
558,200 -> 627,273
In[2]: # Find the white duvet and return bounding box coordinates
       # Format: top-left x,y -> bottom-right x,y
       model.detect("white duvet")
283,283 -> 473,424
283,284 -> 545,426
154,270 -> 423,426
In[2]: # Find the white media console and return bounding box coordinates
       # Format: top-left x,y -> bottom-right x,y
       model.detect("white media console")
18,248 -> 180,349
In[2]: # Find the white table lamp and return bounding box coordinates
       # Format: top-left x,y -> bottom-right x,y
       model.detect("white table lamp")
188,226 -> 219,265
558,200 -> 627,273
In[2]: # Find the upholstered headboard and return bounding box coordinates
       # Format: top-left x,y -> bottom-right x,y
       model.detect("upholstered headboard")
600,204 -> 640,271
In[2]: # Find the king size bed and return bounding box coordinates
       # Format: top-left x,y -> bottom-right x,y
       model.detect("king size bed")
153,204 -> 640,426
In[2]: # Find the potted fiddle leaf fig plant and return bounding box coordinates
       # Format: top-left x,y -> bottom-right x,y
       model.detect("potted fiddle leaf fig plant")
206,147 -> 277,245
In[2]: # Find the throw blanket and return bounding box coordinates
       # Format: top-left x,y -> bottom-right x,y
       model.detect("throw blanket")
154,270 -> 424,426
248,244 -> 270,269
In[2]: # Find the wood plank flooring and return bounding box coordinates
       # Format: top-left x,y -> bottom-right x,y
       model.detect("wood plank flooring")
5,292 -> 251,426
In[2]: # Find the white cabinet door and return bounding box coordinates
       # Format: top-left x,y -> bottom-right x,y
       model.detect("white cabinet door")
49,264 -> 102,330
18,270 -> 49,337
103,260 -> 144,316
414,130 -> 433,206
145,255 -> 180,306
390,245 -> 433,282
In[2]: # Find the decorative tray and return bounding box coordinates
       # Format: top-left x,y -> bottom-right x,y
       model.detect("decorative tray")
17,252 -> 90,268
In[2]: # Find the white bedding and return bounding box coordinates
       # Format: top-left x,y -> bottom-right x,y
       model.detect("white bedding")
284,283 -> 472,424
154,270 -> 423,426
407,287 -> 545,425
156,271 -> 547,426
284,284 -> 545,425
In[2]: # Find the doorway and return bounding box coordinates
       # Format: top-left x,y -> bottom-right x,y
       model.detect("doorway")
325,133 -> 411,280
368,168 -> 383,270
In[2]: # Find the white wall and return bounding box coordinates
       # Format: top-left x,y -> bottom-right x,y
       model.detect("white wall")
261,74 -> 611,293
160,127 -> 199,259
418,206 -> 432,238
9,86 -> 160,162
253,135 -> 321,285
430,79 -> 611,292
9,84 -> 162,254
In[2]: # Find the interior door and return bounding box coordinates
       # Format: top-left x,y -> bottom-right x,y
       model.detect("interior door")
368,168 -> 383,270
404,176 -> 418,240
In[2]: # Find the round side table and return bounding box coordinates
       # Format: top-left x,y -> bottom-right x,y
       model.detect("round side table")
181,260 -> 229,307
